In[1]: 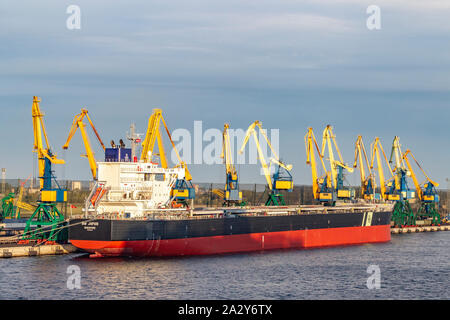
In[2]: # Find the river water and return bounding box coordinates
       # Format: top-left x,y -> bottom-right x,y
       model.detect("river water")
0,232 -> 448,300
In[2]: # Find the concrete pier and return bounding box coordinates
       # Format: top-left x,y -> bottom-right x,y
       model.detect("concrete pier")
1,224 -> 449,258
391,225 -> 450,234
0,243 -> 78,258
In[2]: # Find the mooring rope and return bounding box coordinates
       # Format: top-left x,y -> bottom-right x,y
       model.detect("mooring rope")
0,216 -> 101,245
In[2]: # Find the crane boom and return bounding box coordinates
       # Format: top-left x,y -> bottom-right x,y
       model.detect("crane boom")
389,136 -> 406,172
220,124 -> 242,204
354,136 -> 369,185
140,109 -> 195,207
353,135 -> 375,199
320,125 -> 354,200
15,180 -> 36,212
387,136 -> 416,200
305,127 -> 329,200
401,149 -> 441,225
20,96 -> 67,244
140,109 -> 192,180
239,121 -> 293,206
239,121 -> 274,189
402,149 -> 439,201
32,96 -> 65,190
222,124 -> 236,178
321,125 -> 353,189
239,121 -> 291,191
370,137 -> 394,200
62,108 -> 105,180
140,109 -> 167,168
402,150 -> 423,201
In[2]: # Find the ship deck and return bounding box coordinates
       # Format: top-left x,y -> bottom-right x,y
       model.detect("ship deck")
77,202 -> 394,222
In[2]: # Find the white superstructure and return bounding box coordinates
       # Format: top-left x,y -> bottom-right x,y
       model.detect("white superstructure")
85,161 -> 185,218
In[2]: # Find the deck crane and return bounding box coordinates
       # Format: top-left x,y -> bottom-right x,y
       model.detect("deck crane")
353,135 -> 377,200
304,127 -> 336,205
219,123 -> 243,206
62,108 -> 106,180
321,125 -> 355,201
239,121 -> 293,206
20,96 -> 67,244
402,149 -> 441,225
140,108 -> 194,207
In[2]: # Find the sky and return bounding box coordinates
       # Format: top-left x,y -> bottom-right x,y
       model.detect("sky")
0,0 -> 449,188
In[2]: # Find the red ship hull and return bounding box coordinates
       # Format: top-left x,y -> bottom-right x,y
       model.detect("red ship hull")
70,224 -> 391,257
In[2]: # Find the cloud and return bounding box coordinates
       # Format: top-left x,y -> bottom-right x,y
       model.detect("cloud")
0,0 -> 449,184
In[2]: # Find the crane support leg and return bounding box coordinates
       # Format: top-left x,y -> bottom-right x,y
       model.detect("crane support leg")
265,193 -> 286,206
391,200 -> 415,227
417,203 -> 441,226
19,203 -> 67,244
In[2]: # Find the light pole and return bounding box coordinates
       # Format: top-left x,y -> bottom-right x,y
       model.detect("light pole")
446,178 -> 449,216
1,168 -> 5,194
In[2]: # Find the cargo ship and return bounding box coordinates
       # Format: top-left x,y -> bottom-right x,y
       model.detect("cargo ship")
69,206 -> 392,257
68,148 -> 393,257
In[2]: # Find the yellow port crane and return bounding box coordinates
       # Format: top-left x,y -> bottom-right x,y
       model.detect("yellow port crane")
353,135 -> 377,200
377,136 -> 417,227
401,149 -> 441,225
21,96 -> 67,244
32,96 -> 65,196
220,123 -> 242,205
15,176 -> 36,213
402,150 -> 438,201
141,108 -> 192,180
304,127 -> 335,205
239,121 -> 293,206
62,108 -> 105,180
140,108 -> 194,206
1,175 -> 36,219
369,137 -> 396,201
321,125 -> 354,200
388,136 -> 415,200
389,136 -> 406,173
141,109 -> 168,167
